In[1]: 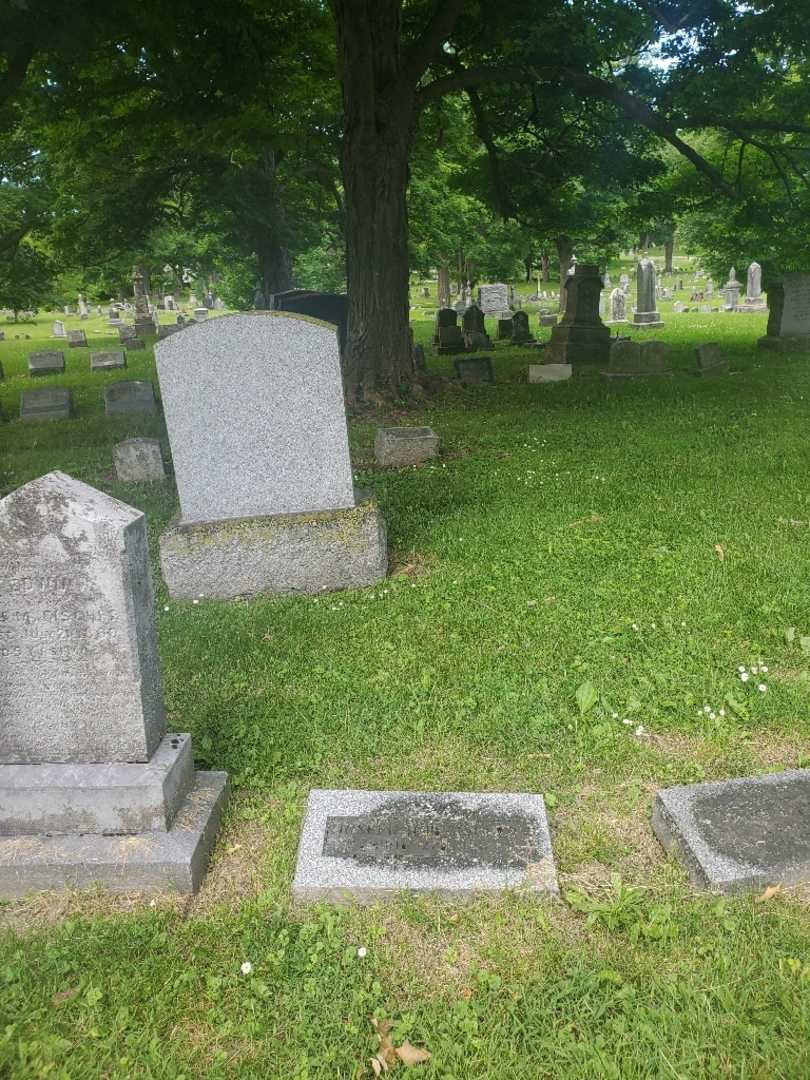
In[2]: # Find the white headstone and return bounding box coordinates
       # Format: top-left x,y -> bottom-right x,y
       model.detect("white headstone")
477,283 -> 509,315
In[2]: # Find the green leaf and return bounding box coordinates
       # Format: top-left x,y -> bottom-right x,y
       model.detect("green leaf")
724,693 -> 749,720
575,681 -> 598,715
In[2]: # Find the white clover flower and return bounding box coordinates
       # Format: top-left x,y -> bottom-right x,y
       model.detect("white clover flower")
719,708 -> 726,717
758,684 -> 767,693
762,665 -> 769,673
632,623 -> 639,631
751,665 -> 759,675
634,724 -> 646,736
740,672 -> 750,682
357,947 -> 367,958
622,718 -> 632,726
703,705 -> 711,714
192,599 -> 199,605
240,961 -> 253,975
163,605 -> 169,612
651,622 -> 656,629
611,712 -> 619,719
738,665 -> 746,673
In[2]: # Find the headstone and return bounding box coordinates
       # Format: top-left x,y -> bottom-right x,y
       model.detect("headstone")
374,427 -> 439,467
723,267 -> 741,310
20,387 -> 73,422
528,363 -> 571,383
695,342 -> 729,375
454,355 -> 494,384
511,310 -> 534,344
706,278 -> 714,296
673,301 -> 685,313
126,338 -> 146,351
67,329 -> 87,348
292,789 -> 558,902
113,438 -> 167,482
52,320 -> 66,338
758,273 -> 810,350
438,324 -> 465,354
496,316 -> 513,340
632,258 -> 664,327
609,288 -> 626,323
104,380 -> 158,416
745,261 -> 765,308
546,264 -> 610,365
462,303 -> 485,335
193,307 -> 209,322
132,265 -> 150,321
539,314 -> 558,327
0,471 -> 227,896
653,770 -> 810,894
91,350 -> 127,371
155,313 -> 387,599
477,283 -> 509,315
28,351 -> 65,377
77,294 -> 89,317
603,338 -> 672,379
164,295 -> 175,310
464,330 -> 492,352
433,307 -> 457,344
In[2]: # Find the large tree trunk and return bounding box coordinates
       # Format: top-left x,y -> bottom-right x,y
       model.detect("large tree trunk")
556,235 -> 573,313
540,251 -> 550,281
437,265 -> 451,308
257,230 -> 292,303
663,230 -> 675,275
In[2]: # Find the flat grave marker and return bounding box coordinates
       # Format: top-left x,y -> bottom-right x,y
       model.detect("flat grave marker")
20,387 -> 73,422
454,355 -> 494,385
104,380 -> 158,416
28,351 -> 65,377
374,427 -> 439,467
91,350 -> 127,371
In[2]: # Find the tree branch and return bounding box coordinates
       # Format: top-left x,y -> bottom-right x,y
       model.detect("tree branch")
0,39 -> 35,111
400,0 -> 466,90
465,87 -> 516,218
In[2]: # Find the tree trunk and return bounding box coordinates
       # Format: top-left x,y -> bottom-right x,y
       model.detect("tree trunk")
437,265 -> 451,308
257,230 -> 292,304
540,251 -> 550,281
664,231 -> 675,275
556,235 -> 573,313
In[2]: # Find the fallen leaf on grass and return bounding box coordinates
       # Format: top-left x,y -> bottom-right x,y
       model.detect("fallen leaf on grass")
714,544 -> 725,562
396,1041 -> 432,1067
569,514 -> 603,527
51,986 -> 80,1007
755,884 -> 783,904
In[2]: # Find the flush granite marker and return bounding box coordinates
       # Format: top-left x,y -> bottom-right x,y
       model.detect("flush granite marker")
292,789 -> 558,903
156,312 -> 386,599
374,427 -> 439,467
0,471 -> 227,897
653,770 -> 810,894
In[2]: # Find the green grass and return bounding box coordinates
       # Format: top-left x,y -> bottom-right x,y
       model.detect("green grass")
3,299 -> 810,1078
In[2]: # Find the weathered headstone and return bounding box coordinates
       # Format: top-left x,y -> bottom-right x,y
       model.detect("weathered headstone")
546,264 -> 610,364
437,324 -> 465,354
193,307 -> 209,322
77,294 -> 89,317
20,388 -> 73,422
695,342 -> 729,375
113,438 -> 167,482
0,471 -> 227,896
653,770 -> 810,894
496,316 -> 514,340
744,261 -> 766,309
477,283 -> 510,315
462,303 -> 485,335
67,329 -> 87,348
52,320 -> 66,338
632,258 -> 664,327
433,307 -> 457,345
91,350 -> 127,371
127,338 -> 146,351
603,338 -> 672,379
454,355 -> 494,384
723,268 -> 741,310
374,427 -> 439,467
609,288 -> 626,323
28,351 -> 65,377
156,313 -> 387,599
758,273 -> 810,351
539,314 -> 558,327
511,310 -> 534,344
465,330 -> 492,352
292,789 -> 558,902
528,363 -> 571,383
104,380 -> 158,416
673,301 -> 685,313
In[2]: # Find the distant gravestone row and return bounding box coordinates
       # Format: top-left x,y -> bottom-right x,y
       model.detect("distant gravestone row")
17,381 -> 157,423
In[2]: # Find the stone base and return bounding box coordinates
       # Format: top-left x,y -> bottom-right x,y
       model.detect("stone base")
757,335 -> 810,352
631,318 -> 665,328
653,770 -> 810,894
0,771 -> 228,898
374,427 -> 439,467
0,735 -> 193,836
160,491 -> 387,600
546,324 -> 610,365
528,364 -> 571,383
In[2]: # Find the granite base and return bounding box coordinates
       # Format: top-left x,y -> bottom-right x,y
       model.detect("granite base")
757,335 -> 810,353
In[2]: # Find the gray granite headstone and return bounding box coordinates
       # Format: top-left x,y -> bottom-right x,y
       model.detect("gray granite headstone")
292,789 -> 558,902
454,356 -> 494,384
604,338 -> 672,378
653,770 -> 810,894
478,283 -> 509,315
113,437 -> 167,482
104,380 -> 157,416
511,311 -> 534,343
28,351 -> 65,376
20,387 -> 73,421
632,258 -> 664,327
374,427 -> 439,467
437,324 -> 465,354
91,350 -> 127,371
67,329 -> 87,348
156,313 -> 355,523
0,471 -> 164,764
193,307 -> 209,322
496,316 -> 513,340
52,320 -> 66,338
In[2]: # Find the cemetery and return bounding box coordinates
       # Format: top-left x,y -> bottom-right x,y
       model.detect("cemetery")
2,3 -> 810,1076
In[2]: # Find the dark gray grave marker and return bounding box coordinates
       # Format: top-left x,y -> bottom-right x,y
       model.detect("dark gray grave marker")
104,380 -> 157,416
454,355 -> 494,384
27,351 -> 65,377
20,387 -> 73,422
91,350 -> 127,371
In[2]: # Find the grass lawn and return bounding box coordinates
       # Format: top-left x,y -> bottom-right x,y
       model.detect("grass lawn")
2,298 -> 810,1078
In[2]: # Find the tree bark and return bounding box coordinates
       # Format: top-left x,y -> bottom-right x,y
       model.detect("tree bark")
257,229 -> 292,302
556,235 -> 573,312
437,264 -> 451,308
540,251 -> 550,281
664,230 -> 675,274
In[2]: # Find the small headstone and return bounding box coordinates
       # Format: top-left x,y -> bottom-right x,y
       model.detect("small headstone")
653,770 -> 810,894
744,261 -> 766,308
454,356 -> 494,384
496,316 -> 513,340
126,338 -> 146,351
632,258 -> 664,327
603,338 -> 672,379
118,325 -> 137,343
759,273 -> 810,350
511,310 -> 534,344
67,329 -> 87,348
20,387 -> 73,422
695,342 -> 729,375
477,283 -> 509,315
374,427 -> 439,467
28,351 -> 65,377
528,363 -> 571,383
52,320 -> 66,338
539,313 -> 558,327
91,350 -> 127,371
113,437 -> 167,482
462,303 -> 485,335
193,307 -> 209,322
412,343 -> 426,372
723,267 -> 741,310
433,307 -> 457,344
609,288 -> 626,323
437,324 -> 465,354
464,330 -> 492,351
292,789 -> 558,902
104,380 -> 158,416
673,301 -> 685,313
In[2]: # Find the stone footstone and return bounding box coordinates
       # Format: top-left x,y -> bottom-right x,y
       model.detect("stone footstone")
126,338 -> 146,351
454,356 -> 494,384
28,351 -> 65,376
67,330 -> 88,348
292,789 -> 558,903
91,350 -> 127,371
528,363 -> 571,383
0,771 -> 228,898
113,437 -> 167,483
652,770 -> 810,894
159,490 -> 386,600
539,314 -> 558,327
20,388 -> 73,422
695,342 -> 729,375
104,380 -> 158,416
374,427 -> 439,467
